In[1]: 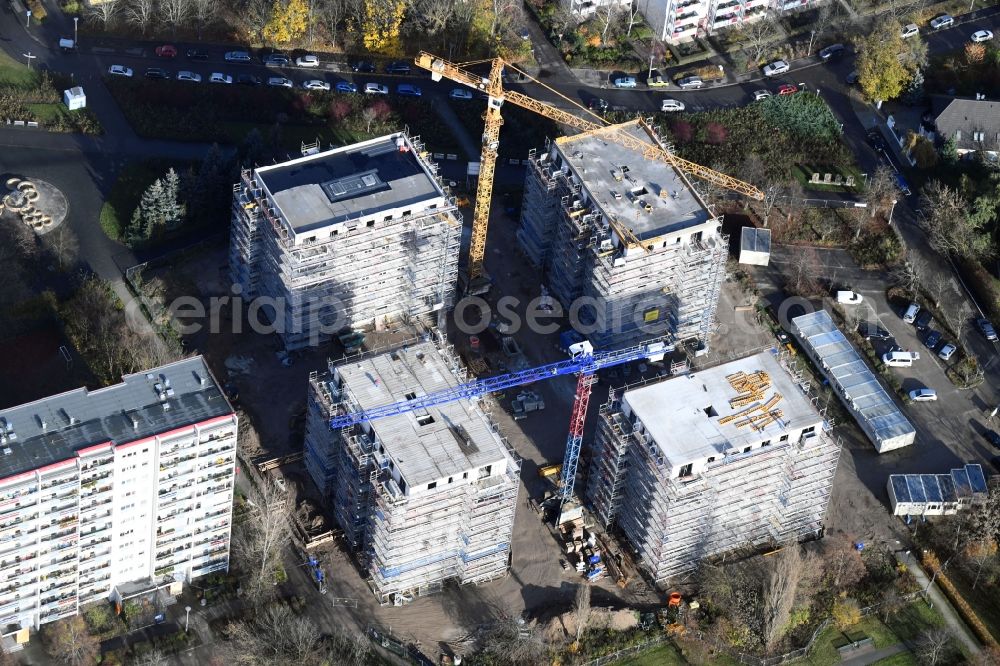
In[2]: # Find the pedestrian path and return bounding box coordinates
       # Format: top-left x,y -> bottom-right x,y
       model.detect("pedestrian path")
894,552 -> 981,656
839,642 -> 907,665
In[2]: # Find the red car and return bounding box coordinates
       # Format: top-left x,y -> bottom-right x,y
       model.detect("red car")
155,45 -> 177,58
777,83 -> 798,96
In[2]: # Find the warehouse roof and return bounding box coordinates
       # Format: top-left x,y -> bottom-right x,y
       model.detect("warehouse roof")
258,133 -> 445,234
0,356 -> 232,483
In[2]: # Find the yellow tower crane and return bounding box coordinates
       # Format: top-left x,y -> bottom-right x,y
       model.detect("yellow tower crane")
414,52 -> 765,294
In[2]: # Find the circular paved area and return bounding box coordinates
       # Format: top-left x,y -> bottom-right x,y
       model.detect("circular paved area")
0,175 -> 68,235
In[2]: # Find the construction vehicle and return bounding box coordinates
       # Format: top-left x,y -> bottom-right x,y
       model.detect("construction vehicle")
330,338 -> 672,523
538,463 -> 562,479
412,52 -> 764,295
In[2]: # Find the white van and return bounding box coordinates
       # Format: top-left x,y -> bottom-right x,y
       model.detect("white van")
883,351 -> 920,367
902,303 -> 920,324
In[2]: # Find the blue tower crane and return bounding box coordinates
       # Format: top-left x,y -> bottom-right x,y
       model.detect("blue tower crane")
329,337 -> 673,513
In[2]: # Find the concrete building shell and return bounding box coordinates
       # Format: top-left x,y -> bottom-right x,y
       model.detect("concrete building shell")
587,351 -> 840,584
229,133 -> 461,350
304,341 -> 520,605
517,121 -> 726,349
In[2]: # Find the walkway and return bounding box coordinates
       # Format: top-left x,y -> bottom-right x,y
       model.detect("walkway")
840,642 -> 907,665
895,552 -> 981,656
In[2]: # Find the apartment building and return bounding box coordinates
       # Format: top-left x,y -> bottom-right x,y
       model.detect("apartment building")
304,341 -> 520,605
587,351 -> 840,583
0,357 -> 236,643
635,0 -> 823,44
229,132 -> 461,351
518,120 -> 726,349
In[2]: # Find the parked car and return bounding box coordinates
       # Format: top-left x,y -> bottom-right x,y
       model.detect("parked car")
335,81 -> 357,93
984,430 -> 1000,448
938,343 -> 957,360
613,76 -> 637,88
352,61 -> 376,73
970,29 -> 994,43
909,388 -> 938,402
225,51 -> 252,62
753,90 -> 772,101
836,291 -> 863,304
930,14 -> 954,30
302,79 -> 331,91
364,82 -> 389,95
263,53 -> 290,66
237,74 -> 261,86
58,38 -> 76,52
676,76 -> 704,89
108,65 -> 133,77
267,76 -> 293,88
186,49 -> 209,60
914,310 -> 933,331
858,322 -> 892,340
818,43 -> 845,61
296,54 -> 320,67
763,59 -> 790,76
176,71 -> 202,83
867,127 -> 887,151
903,303 -> 921,324
449,88 -> 473,100
660,99 -> 685,112
884,350 -> 920,367
385,61 -> 411,74
144,67 -> 169,80
647,69 -> 669,87
777,84 -> 798,96
976,317 -> 998,341
396,83 -> 422,97
155,45 -> 177,58
901,23 -> 919,39
895,173 -> 912,196
845,70 -> 860,85
923,330 -> 942,349
209,72 -> 233,84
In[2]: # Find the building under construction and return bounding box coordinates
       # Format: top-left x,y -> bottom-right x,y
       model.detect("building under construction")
517,120 -> 726,348
229,133 -> 461,350
587,351 -> 840,584
304,341 -> 520,605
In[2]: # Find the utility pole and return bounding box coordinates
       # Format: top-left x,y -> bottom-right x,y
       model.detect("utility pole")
807,29 -> 816,56
25,9 -> 31,27
22,52 -> 36,70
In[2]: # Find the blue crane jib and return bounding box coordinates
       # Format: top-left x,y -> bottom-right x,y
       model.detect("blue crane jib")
328,338 -> 672,431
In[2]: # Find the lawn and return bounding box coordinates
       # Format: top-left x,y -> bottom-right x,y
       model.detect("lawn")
0,49 -> 37,87
793,164 -> 866,194
617,642 -> 686,665
871,653 -> 917,666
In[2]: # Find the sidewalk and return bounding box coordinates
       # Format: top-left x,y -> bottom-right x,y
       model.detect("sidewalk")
840,642 -> 907,665
895,551 -> 981,656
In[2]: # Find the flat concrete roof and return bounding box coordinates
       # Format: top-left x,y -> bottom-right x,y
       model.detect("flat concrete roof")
335,342 -> 506,489
623,351 -> 821,467
0,356 -> 232,483
556,122 -> 712,241
257,133 -> 443,234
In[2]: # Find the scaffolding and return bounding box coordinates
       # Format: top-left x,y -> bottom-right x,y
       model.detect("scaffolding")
229,133 -> 462,350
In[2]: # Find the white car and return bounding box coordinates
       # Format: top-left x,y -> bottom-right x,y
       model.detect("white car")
763,60 -> 789,77
108,65 -> 133,77
909,388 -> 938,402
836,291 -> 863,305
296,54 -> 320,67
449,88 -> 473,100
267,76 -> 293,88
938,343 -> 957,360
970,30 -> 994,43
753,90 -> 772,101
302,79 -> 331,91
209,73 -> 233,84
929,14 -> 954,30
900,23 -> 919,39
660,99 -> 685,112
364,82 -> 389,95
176,71 -> 202,83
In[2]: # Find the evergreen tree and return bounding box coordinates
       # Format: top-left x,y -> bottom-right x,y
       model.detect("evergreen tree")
901,68 -> 925,106
161,168 -> 185,229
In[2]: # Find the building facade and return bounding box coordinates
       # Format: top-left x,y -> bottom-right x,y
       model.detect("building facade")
587,352 -> 840,584
230,133 -> 461,350
305,342 -> 520,605
0,357 -> 236,642
518,120 -> 725,349
640,0 -> 822,44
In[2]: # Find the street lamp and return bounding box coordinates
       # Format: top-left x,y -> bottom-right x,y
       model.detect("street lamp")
807,29 -> 816,56
889,199 -> 898,225
73,17 -> 78,48
25,10 -> 31,27
184,606 -> 191,633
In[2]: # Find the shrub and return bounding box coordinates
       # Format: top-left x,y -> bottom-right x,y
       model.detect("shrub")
26,0 -> 46,21
831,598 -> 862,631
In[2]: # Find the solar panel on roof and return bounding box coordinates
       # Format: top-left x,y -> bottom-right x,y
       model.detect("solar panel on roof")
906,475 -> 926,503
952,468 -> 972,496
920,475 -> 942,503
890,475 -> 910,503
937,474 -> 956,502
966,464 -> 988,493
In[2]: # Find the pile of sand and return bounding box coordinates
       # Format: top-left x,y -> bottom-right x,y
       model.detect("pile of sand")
543,608 -> 640,642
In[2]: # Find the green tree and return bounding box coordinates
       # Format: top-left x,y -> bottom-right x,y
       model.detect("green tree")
126,168 -> 186,244
856,21 -> 912,104
831,597 -> 861,631
262,0 -> 309,44
359,0 -> 405,53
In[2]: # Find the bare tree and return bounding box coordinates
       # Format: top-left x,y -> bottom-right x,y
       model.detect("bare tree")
133,649 -> 168,666
232,478 -> 291,601
226,603 -> 322,665
87,0 -> 123,28
574,583 -> 591,642
865,165 -> 899,219
963,539 -> 997,589
890,256 -> 927,297
189,0 -> 217,38
919,180 -> 990,259
475,607 -> 547,666
762,546 -> 802,651
159,0 -> 191,36
822,535 -> 866,589
44,616 -> 99,666
491,0 -> 523,39
44,225 -> 79,271
361,106 -> 379,134
242,0 -> 272,42
598,3 -> 620,41
787,246 -> 823,297
740,12 -> 779,67
880,585 -> 905,623
914,628 -> 955,666
127,0 -> 157,34
411,0 -> 453,44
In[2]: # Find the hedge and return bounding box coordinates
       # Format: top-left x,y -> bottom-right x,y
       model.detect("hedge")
922,551 -> 1000,649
